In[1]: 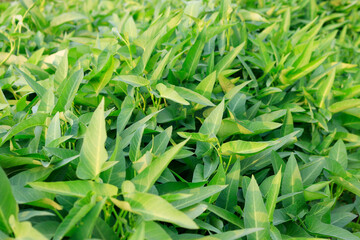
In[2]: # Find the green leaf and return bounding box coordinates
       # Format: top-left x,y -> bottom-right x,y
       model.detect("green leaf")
244,176 -> 270,240
280,54 -> 330,85
214,42 -> 245,75
123,181 -> 198,229
131,24 -> 164,75
331,176 -> 360,196
93,218 -> 118,240
181,29 -> 207,79
171,185 -> 227,209
27,47 -> 45,65
29,181 -> 117,197
54,50 -> 68,85
203,202 -> 243,228
143,126 -> 172,156
120,110 -> 161,139
317,68 -> 335,108
196,100 -> 225,156
89,56 -> 115,95
123,16 -> 138,39
51,12 -> 87,27
53,70 -> 84,113
195,220 -> 220,235
101,137 -> 126,188
174,86 -> 214,106
116,95 -> 135,136
0,167 -> 18,234
280,109 -> 294,137
129,221 -> 145,240
45,112 -> 61,146
329,99 -> 360,113
329,140 -> 347,169
325,157 -> 347,178
271,151 -> 285,174
196,228 -> 262,240
203,155 -> 219,179
15,66 -> 47,97
113,75 -> 150,87
11,185 -> 52,205
1,113 -> 48,146
292,38 -> 314,69
2,1 -> 360,237
129,125 -> 145,162
218,119 -> 252,138
281,154 -> 305,211
238,10 -> 268,22
265,169 -> 281,222
300,158 -> 325,185
195,71 -> 217,100
220,140 -> 270,155
9,166 -> 53,187
9,216 -> 47,240
37,90 -> 55,114
150,50 -> 172,82
156,83 -> 189,105
71,198 -> 106,240
208,164 -> 226,203
132,138 -> 189,192
233,120 -> 281,135
178,132 -> 217,143
331,211 -> 357,228
254,110 -> 287,122
228,92 -> 246,119
269,225 -> 282,240
241,131 -> 299,173
53,193 -> 96,240
306,216 -> 360,240
181,25 -> 233,80
199,100 -> 225,135
76,98 -> 108,180
144,221 -> 172,240
0,155 -> 41,168
216,160 -> 241,212
134,14 -> 170,48
18,210 -> 54,221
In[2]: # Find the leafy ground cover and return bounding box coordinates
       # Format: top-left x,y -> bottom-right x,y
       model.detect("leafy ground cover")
0,0 -> 360,239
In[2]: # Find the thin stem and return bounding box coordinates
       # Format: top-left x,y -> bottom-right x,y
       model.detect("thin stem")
53,209 -> 64,221
0,43 -> 14,66
225,155 -> 233,173
211,142 -> 223,168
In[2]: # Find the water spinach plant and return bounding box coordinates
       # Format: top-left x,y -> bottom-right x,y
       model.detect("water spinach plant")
0,0 -> 360,239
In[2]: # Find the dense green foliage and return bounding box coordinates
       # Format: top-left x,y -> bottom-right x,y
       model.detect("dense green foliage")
1,0 -> 360,239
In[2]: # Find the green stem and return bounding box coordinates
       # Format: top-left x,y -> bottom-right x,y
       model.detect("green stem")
211,142 -> 223,168
53,209 -> 64,221
0,44 -> 14,66
225,155 -> 233,173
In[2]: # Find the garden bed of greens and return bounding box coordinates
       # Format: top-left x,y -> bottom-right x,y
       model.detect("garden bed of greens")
1,0 -> 360,239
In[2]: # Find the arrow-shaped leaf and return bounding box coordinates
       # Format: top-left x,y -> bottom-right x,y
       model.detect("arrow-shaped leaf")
76,98 -> 108,179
